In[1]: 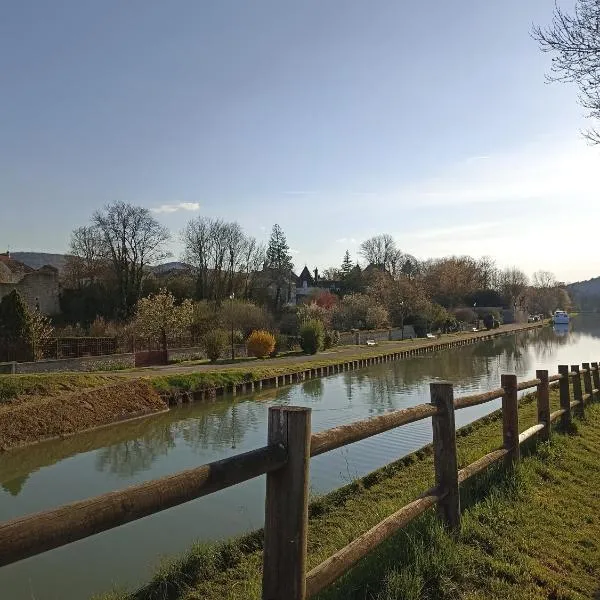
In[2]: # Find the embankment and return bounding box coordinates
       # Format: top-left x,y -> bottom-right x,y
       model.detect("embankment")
0,380 -> 168,451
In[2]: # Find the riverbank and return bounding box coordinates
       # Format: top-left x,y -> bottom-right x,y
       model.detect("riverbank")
0,380 -> 167,451
144,321 -> 546,402
0,321 -> 545,450
98,387 -> 600,600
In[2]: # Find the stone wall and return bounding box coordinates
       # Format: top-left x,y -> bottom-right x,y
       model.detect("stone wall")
9,353 -> 136,374
3,343 -> 250,374
338,327 -> 416,345
0,270 -> 60,315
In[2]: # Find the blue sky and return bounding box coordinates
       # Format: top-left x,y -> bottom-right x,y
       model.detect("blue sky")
1,0 -> 598,282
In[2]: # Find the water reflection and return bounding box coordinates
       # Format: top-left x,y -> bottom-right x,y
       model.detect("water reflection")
0,318 -> 597,492
3,317 -> 600,600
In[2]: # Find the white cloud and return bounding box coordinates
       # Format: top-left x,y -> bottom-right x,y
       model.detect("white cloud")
151,202 -> 200,214
336,237 -> 358,244
395,136 -> 600,208
405,222 -> 503,241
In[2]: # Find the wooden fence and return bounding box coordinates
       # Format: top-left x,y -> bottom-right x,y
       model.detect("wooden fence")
0,360 -> 598,599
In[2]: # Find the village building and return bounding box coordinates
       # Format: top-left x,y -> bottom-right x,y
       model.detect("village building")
0,252 -> 60,315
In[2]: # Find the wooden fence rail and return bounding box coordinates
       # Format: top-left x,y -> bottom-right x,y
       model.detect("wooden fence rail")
0,360 -> 598,599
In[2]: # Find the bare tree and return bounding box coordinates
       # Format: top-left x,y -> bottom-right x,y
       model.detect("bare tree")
360,234 -> 397,271
183,217 -> 264,303
533,0 -> 600,143
360,234 -> 411,276
240,237 -> 266,299
93,202 -> 170,318
476,256 -> 498,290
66,226 -> 106,287
499,267 -> 529,308
532,270 -> 557,289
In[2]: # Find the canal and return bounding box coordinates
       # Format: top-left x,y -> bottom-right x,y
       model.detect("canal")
2,316 -> 600,599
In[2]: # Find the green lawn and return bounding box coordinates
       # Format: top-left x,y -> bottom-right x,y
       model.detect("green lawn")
97,390 -> 600,600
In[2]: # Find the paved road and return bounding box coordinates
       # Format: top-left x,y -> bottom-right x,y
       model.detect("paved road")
118,322 -> 544,379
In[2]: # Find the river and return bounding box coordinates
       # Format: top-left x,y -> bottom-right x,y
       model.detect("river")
2,316 -> 600,599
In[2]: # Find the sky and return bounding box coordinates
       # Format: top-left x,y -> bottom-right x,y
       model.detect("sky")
1,0 -> 598,283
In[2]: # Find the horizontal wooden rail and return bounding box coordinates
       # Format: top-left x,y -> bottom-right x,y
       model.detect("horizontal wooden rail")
454,388 -> 504,410
548,374 -> 563,383
0,444 -> 287,568
458,447 -> 508,484
517,378 -> 541,391
550,408 -> 566,422
518,423 -> 545,444
570,400 -> 581,409
305,487 -> 441,598
310,403 -> 439,457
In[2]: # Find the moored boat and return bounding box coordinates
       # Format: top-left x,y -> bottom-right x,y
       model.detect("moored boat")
552,310 -> 570,325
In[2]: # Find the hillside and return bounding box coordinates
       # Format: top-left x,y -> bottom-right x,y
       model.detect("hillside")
11,252 -> 69,273
566,277 -> 600,311
10,252 -> 189,276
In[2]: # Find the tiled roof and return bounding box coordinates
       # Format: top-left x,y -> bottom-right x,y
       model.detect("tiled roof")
0,254 -> 34,280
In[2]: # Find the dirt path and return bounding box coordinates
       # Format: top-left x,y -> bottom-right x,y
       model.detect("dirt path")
120,322 -> 544,378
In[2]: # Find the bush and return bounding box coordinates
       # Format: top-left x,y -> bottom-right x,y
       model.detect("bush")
300,319 -> 324,355
201,329 -> 228,362
323,329 -> 340,349
246,330 -> 276,358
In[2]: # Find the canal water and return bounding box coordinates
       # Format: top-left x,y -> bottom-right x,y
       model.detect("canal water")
2,316 -> 600,599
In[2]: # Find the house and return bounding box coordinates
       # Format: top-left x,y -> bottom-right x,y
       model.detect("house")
0,252 -> 60,315
295,266 -> 340,304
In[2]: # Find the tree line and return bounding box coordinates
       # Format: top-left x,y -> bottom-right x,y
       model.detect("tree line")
58,202 -> 572,338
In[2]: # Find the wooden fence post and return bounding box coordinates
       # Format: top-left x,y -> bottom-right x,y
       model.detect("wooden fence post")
582,363 -> 593,407
501,374 -> 520,466
536,369 -> 550,442
430,382 -> 460,530
263,406 -> 312,600
558,365 -> 571,428
592,362 -> 600,401
571,365 -> 584,418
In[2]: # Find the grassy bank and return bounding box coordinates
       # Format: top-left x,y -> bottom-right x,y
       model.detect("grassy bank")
0,373 -> 123,403
97,387 -> 600,600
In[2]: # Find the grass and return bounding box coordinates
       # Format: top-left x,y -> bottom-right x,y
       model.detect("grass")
0,373 -> 123,403
96,388 -> 600,600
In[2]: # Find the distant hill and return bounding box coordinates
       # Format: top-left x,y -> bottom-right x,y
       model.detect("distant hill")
9,252 -> 190,277
150,261 -> 192,274
566,277 -> 600,311
11,252 -> 69,273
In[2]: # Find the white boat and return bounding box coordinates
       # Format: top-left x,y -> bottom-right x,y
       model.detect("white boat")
552,310 -> 570,325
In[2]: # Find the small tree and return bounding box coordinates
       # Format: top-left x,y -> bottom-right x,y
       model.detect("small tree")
202,329 -> 228,362
299,319 -> 324,355
365,305 -> 389,329
134,289 -> 194,352
247,330 -> 276,358
30,310 -> 55,360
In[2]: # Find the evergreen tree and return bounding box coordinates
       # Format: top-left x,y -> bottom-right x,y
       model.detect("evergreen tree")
341,250 -> 353,277
265,224 -> 294,310
0,290 -> 35,361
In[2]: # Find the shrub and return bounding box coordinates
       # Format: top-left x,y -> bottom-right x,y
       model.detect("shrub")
201,329 -> 228,362
323,329 -> 340,349
300,319 -> 324,355
246,330 -> 276,358
365,305 -> 389,329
